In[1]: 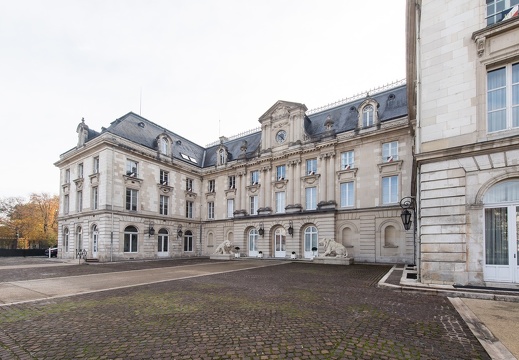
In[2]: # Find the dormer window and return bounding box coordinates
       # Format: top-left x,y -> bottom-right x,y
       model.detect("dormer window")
160,138 -> 168,155
363,105 -> 375,127
218,148 -> 228,166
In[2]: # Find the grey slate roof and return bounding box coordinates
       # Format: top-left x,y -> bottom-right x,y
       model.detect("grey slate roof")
80,84 -> 407,169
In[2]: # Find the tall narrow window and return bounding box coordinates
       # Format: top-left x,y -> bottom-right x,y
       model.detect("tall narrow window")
76,226 -> 83,252
77,191 -> 83,212
306,187 -> 317,210
124,225 -> 138,253
228,175 -> 236,189
276,165 -> 286,180
382,176 -> 399,204
160,138 -> 168,155
186,201 -> 193,218
160,195 -> 169,215
250,195 -> 258,215
126,160 -> 138,177
78,163 -> 84,178
340,151 -> 355,169
158,229 -> 168,253
382,141 -> 398,162
208,202 -> 215,219
93,156 -> 100,174
184,230 -> 193,252
208,179 -> 215,193
227,199 -> 234,218
159,170 -> 169,186
340,182 -> 354,207
250,171 -> 259,185
65,169 -> 70,183
306,159 -> 317,175
64,228 -> 69,251
362,105 -> 374,127
126,189 -> 138,211
64,194 -> 69,215
186,178 -> 193,191
92,186 -> 99,210
219,149 -> 226,165
487,63 -> 519,132
276,192 -> 286,213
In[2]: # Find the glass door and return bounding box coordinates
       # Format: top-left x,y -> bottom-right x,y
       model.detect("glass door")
274,228 -> 286,258
248,229 -> 259,257
304,226 -> 318,259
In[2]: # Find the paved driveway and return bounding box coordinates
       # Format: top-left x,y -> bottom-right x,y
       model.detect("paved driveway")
0,259 -> 489,359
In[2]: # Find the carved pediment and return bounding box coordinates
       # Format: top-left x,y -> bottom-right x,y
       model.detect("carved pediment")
247,184 -> 260,194
89,173 -> 100,186
73,178 -> 84,190
273,179 -> 288,190
123,175 -> 142,188
185,190 -> 197,199
259,100 -> 308,124
377,160 -> 403,173
302,174 -> 320,185
158,184 -> 174,194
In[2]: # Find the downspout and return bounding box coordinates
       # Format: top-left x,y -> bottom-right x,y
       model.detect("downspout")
111,144 -> 115,262
415,0 -> 422,280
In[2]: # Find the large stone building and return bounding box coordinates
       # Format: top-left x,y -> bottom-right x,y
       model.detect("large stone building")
407,1 -> 519,286
55,83 -> 415,263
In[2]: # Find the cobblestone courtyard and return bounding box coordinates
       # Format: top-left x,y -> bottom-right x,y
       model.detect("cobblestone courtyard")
0,260 -> 489,359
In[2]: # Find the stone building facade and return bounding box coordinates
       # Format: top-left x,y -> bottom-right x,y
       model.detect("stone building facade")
407,1 -> 519,286
55,84 -> 415,263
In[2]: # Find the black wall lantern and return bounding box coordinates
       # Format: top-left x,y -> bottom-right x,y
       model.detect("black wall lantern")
287,220 -> 293,236
147,222 -> 155,236
258,223 -> 264,236
399,197 -> 415,231
177,224 -> 183,238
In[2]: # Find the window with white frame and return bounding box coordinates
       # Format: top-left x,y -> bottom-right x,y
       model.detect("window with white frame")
93,156 -> 99,174
362,105 -> 375,127
64,194 -> 69,215
92,186 -> 98,210
340,182 -> 354,207
382,176 -> 399,204
208,179 -> 215,193
64,227 -> 69,251
305,187 -> 317,210
184,231 -> 193,252
126,188 -> 138,211
382,141 -> 398,162
159,137 -> 168,155
160,195 -> 169,215
227,199 -> 234,218
124,225 -> 138,253
65,169 -> 70,183
78,163 -> 84,178
487,63 -> 519,133
276,165 -> 286,180
340,150 -> 355,169
126,160 -> 138,177
250,195 -> 258,215
160,170 -> 169,186
276,192 -> 285,213
306,159 -> 317,175
77,191 -> 83,212
486,0 -> 519,26
250,171 -> 259,185
186,201 -> 193,218
186,178 -> 193,192
219,149 -> 226,165
208,201 -> 215,219
158,228 -> 168,252
228,175 -> 236,189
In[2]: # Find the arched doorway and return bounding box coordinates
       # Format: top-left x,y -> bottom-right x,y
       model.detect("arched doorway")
91,224 -> 99,258
184,230 -> 193,253
157,228 -> 169,257
76,226 -> 83,258
274,227 -> 286,258
248,228 -> 259,257
304,226 -> 318,259
483,179 -> 519,283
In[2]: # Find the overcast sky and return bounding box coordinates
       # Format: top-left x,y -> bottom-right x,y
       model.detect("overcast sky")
0,0 -> 405,199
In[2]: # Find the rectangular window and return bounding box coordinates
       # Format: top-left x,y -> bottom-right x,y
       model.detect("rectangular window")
92,187 -> 99,210
184,236 -> 193,252
186,178 -> 193,192
208,201 -> 215,219
93,156 -> 99,174
227,199 -> 234,218
186,201 -> 193,218
487,63 -> 519,132
124,232 -> 138,253
126,188 -> 138,211
250,171 -> 259,185
382,176 -> 399,204
160,195 -> 169,215
340,151 -> 355,169
382,141 -> 398,162
65,169 -> 70,183
159,170 -> 169,186
77,191 -> 83,212
126,160 -> 138,177
208,179 -> 215,193
486,0 -> 519,26
250,195 -> 258,215
306,159 -> 317,175
305,187 -> 317,210
340,182 -> 354,207
78,163 -> 84,178
228,175 -> 236,189
64,194 -> 69,215
276,192 -> 286,213
276,165 -> 286,180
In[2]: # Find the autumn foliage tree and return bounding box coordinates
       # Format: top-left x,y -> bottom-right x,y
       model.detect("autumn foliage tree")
0,193 -> 59,249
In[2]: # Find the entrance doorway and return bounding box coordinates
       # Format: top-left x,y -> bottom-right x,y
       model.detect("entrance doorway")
304,226 -> 318,259
92,225 -> 98,258
248,229 -> 259,257
274,228 -> 286,258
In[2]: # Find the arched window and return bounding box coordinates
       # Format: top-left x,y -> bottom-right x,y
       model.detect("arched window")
207,232 -> 214,247
184,230 -> 193,252
64,227 -> 69,252
304,226 -> 318,258
248,229 -> 258,253
92,224 -> 99,254
483,179 -> 519,203
362,105 -> 374,127
274,227 -> 286,257
76,226 -> 83,251
342,227 -> 353,247
219,149 -> 226,165
159,137 -> 168,155
124,225 -> 138,253
158,228 -> 168,253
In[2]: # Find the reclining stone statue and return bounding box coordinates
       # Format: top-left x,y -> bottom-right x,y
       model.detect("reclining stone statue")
213,240 -> 234,255
319,238 -> 349,257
